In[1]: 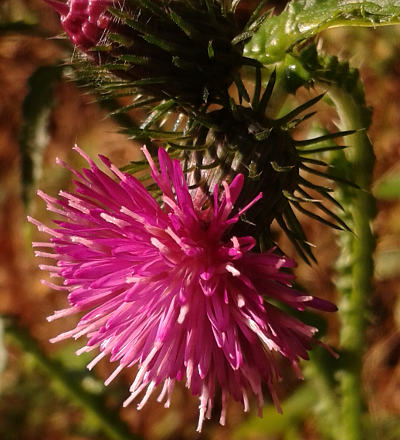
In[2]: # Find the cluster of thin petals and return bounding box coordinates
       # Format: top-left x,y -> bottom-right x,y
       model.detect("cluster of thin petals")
29,146 -> 336,431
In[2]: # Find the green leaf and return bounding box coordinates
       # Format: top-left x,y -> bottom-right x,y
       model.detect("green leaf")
3,316 -> 139,440
245,0 -> 400,64
19,64 -> 64,208
374,172 -> 400,199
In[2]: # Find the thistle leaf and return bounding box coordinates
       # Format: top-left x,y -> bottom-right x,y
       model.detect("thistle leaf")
245,0 -> 400,65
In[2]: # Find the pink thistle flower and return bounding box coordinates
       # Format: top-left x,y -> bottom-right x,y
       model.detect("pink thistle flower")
29,146 -> 336,431
45,0 -> 113,49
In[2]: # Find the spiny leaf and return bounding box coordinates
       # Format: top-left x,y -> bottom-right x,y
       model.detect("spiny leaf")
245,0 -> 400,65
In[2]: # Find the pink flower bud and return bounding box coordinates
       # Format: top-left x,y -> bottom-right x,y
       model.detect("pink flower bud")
46,0 -> 113,49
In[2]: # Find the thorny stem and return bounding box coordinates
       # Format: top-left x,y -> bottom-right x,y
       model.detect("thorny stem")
2,316 -> 141,440
327,84 -> 375,440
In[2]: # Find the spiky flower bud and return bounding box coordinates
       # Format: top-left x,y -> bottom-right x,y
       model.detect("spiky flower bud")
46,0 -> 261,108
181,72 -> 353,261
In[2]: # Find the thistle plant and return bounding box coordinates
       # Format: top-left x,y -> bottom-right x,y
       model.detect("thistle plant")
6,0 -> 400,439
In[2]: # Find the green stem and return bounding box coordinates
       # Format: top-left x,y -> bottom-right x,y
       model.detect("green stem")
3,316 -> 141,440
326,85 -> 375,440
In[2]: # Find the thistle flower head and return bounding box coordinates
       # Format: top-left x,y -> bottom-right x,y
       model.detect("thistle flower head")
29,147 -> 336,431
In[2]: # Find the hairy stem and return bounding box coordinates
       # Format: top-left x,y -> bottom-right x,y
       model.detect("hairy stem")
327,84 -> 375,440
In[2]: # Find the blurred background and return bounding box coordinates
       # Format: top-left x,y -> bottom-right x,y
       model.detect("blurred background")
1,1 -> 400,439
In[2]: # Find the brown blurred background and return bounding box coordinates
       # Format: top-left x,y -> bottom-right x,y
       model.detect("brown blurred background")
1,1 -> 400,439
